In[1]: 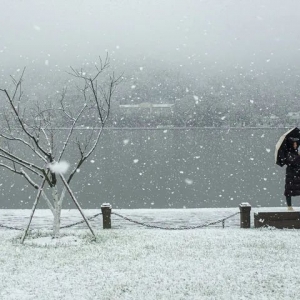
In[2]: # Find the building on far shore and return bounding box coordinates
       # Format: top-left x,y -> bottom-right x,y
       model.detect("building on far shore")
119,103 -> 174,113
286,111 -> 300,125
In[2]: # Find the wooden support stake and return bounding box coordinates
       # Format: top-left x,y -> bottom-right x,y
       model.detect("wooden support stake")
21,178 -> 47,244
60,174 -> 96,239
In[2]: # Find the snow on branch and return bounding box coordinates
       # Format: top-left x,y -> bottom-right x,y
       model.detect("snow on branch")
58,103 -> 87,161
64,56 -> 121,184
0,147 -> 44,173
0,162 -> 40,190
0,70 -> 51,159
48,161 -> 70,175
0,133 -> 47,163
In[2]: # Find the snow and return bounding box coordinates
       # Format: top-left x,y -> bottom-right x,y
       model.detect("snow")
48,161 -> 70,174
0,208 -> 300,299
24,234 -> 84,247
33,25 -> 41,31
185,178 -> 193,185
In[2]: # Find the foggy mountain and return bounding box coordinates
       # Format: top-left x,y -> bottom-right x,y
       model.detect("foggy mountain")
1,0 -> 300,127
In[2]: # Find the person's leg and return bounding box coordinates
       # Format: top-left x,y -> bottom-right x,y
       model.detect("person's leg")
286,196 -> 293,210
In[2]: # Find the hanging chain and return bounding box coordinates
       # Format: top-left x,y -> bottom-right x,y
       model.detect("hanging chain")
0,212 -> 102,231
0,211 -> 240,231
111,211 -> 240,230
59,212 -> 102,229
0,223 -> 24,231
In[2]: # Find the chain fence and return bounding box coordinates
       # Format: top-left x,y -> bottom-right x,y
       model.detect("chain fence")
0,212 -> 102,231
0,223 -> 24,231
0,211 -> 240,231
111,211 -> 240,230
59,212 -> 102,229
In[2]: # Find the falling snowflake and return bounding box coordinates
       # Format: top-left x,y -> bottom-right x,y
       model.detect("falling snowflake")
133,159 -> 139,163
185,178 -> 193,185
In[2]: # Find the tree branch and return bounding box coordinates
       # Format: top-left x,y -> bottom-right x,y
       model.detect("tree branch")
67,118 -> 107,184
0,162 -> 40,190
0,133 -> 47,163
58,103 -> 87,161
0,148 -> 44,172
0,71 -> 51,159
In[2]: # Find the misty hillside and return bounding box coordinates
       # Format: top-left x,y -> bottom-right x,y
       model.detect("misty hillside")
1,0 -> 300,128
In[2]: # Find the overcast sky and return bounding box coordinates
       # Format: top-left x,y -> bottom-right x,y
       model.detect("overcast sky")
1,0 -> 300,75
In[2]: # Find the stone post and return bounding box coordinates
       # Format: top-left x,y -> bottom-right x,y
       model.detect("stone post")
101,203 -> 112,229
239,202 -> 251,228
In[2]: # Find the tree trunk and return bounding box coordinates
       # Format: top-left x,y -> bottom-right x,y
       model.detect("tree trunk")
52,186 -> 62,238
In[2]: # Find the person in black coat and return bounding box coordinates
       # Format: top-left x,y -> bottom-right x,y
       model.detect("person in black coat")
284,137 -> 300,210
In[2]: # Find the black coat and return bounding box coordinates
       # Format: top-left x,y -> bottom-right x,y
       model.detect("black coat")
285,150 -> 300,197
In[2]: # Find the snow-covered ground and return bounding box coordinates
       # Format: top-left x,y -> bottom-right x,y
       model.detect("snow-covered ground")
1,208 -> 300,299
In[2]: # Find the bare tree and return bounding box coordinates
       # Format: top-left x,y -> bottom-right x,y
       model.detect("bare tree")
0,55 -> 122,239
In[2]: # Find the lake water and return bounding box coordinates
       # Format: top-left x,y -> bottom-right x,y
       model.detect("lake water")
0,127 -> 289,209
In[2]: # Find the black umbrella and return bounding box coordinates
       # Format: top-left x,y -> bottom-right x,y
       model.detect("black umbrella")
275,127 -> 300,167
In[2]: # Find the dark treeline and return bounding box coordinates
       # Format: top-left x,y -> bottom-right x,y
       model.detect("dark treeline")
108,62 -> 300,128
1,61 -> 300,128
